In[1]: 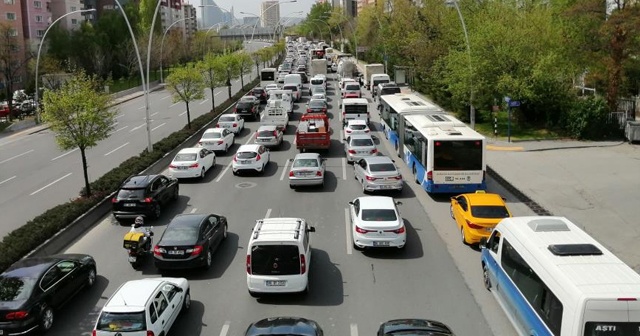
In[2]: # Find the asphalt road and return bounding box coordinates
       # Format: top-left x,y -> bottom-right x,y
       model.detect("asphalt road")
47,70 -> 529,335
0,42 -> 271,238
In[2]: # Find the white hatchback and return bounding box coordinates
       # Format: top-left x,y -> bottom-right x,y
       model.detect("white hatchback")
232,144 -> 270,175
168,147 -> 216,179
348,196 -> 406,250
216,114 -> 245,134
198,128 -> 235,153
343,119 -> 370,139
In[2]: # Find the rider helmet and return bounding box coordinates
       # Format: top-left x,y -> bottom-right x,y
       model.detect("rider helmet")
134,216 -> 144,228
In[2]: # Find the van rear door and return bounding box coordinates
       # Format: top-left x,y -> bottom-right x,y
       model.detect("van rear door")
582,299 -> 640,335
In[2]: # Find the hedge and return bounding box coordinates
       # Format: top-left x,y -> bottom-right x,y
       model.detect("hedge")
0,56 -> 282,272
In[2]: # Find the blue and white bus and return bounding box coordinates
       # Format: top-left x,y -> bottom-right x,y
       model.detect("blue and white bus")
378,93 -> 443,154
400,113 -> 486,193
482,216 -> 640,336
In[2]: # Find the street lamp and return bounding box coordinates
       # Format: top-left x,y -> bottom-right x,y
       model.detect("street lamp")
320,14 -> 344,52
35,8 -> 95,125
273,11 -> 303,41
324,13 -> 357,60
371,15 -> 388,74
450,0 -> 475,129
160,16 -> 195,83
311,19 -> 333,46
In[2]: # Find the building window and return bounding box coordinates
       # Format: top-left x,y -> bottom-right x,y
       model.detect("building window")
71,18 -> 77,24
13,76 -> 22,83
4,0 -> 15,5
9,28 -> 18,37
36,15 -> 43,22
36,30 -> 45,37
6,13 -> 17,20
70,6 -> 76,11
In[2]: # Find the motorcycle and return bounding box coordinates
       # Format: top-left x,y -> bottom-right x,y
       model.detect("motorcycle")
123,225 -> 154,269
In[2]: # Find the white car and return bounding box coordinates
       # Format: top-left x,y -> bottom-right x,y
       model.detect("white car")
343,119 -> 371,139
311,93 -> 327,104
344,134 -> 378,163
348,196 -> 406,250
232,144 -> 270,175
216,114 -> 244,134
169,147 -> 216,179
289,153 -> 325,189
265,84 -> 280,97
198,127 -> 235,153
93,278 -> 190,336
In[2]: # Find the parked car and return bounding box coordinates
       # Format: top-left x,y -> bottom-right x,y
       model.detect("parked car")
245,317 -> 324,336
343,119 -> 371,139
250,87 -> 268,104
234,96 -> 260,120
353,156 -> 403,193
348,196 -> 406,250
254,125 -> 284,148
450,190 -> 512,245
232,144 -> 271,175
377,319 -> 455,336
306,99 -> 328,114
344,134 -> 378,164
216,114 -> 245,134
153,213 -> 228,270
289,153 -> 325,189
112,174 -> 179,222
0,254 -> 97,334
168,147 -> 216,180
198,127 -> 235,153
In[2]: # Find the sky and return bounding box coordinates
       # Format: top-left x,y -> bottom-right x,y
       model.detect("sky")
185,0 -> 314,20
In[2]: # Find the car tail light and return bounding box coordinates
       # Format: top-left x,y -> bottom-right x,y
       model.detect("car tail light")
306,108 -> 311,113
322,108 -> 327,112
6,311 -> 28,320
392,175 -> 403,180
215,123 -> 220,127
427,171 -> 433,181
256,154 -> 261,161
153,246 -> 164,256
289,171 -> 294,177
169,164 -> 177,168
217,140 -> 224,145
147,331 -> 155,336
233,155 -> 237,162
143,197 -> 153,203
316,171 -> 322,176
365,175 -> 377,181
187,245 -> 203,256
300,254 -> 306,274
371,149 -> 378,154
246,255 -> 251,274
232,123 -> 238,127
348,150 -> 356,154
92,330 -> 96,336
392,226 -> 406,234
355,226 -> 371,234
466,220 -> 483,229
189,163 -> 199,168
111,197 -> 118,203
364,130 -> 370,133
345,129 -> 351,133
273,131 -> 278,137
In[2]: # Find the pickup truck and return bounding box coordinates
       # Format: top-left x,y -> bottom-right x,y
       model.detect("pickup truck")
295,113 -> 331,152
260,100 -> 290,132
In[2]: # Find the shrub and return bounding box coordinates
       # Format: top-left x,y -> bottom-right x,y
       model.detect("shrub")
565,96 -> 622,140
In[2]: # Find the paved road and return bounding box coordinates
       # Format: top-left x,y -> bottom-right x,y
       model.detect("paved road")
47,72 -> 529,335
0,42 -> 271,238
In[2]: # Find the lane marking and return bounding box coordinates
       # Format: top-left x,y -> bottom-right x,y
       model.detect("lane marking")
350,323 -> 358,336
129,123 -> 145,132
265,208 -> 272,219
170,102 -> 180,107
279,159 -> 291,181
0,149 -> 34,165
161,95 -> 171,100
137,105 -> 145,110
116,113 -> 125,119
30,173 -> 72,195
150,112 -> 159,117
179,110 -> 187,116
110,125 -> 128,135
190,208 -> 198,214
104,142 -> 129,156
200,99 -> 209,105
215,91 -> 222,96
215,134 -> 254,183
345,208 -> 352,255
219,321 -> 230,336
151,123 -> 166,132
0,176 -> 16,186
342,158 -> 347,180
51,148 -> 78,161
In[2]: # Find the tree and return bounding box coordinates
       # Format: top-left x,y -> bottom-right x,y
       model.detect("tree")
165,63 -> 205,129
0,22 -> 31,120
251,50 -> 262,75
236,52 -> 253,88
41,71 -> 116,197
198,53 -> 225,112
217,53 -> 240,98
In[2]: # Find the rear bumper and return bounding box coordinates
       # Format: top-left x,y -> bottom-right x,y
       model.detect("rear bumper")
289,177 -> 323,186
0,317 -> 39,335
154,255 -> 206,270
113,208 -> 154,219
363,181 -> 403,192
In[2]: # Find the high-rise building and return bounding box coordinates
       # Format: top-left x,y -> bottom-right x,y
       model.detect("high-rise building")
160,0 -> 185,33
20,0 -> 52,51
260,0 -> 279,28
201,0 -> 231,29
183,4 -> 197,38
332,0 -> 357,17
0,0 -> 27,90
50,0 -> 85,31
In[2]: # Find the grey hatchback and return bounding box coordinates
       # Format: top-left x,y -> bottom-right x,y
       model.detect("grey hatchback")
254,125 -> 284,148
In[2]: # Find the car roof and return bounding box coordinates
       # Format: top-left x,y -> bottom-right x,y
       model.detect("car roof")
177,147 -> 201,154
240,96 -> 257,101
294,153 -> 321,160
462,191 -> 507,205
168,213 -> 207,227
238,144 -> 262,152
219,114 -> 239,119
5,254 -> 88,276
362,155 -> 394,165
245,317 -> 320,336
357,196 -> 396,209
104,279 -> 165,311
348,134 -> 374,140
122,175 -> 158,188
309,99 -> 326,104
251,218 -> 307,242
380,319 -> 453,335
258,125 -> 278,131
204,128 -> 225,134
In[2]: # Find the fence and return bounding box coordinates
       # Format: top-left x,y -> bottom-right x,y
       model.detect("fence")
609,98 -> 637,129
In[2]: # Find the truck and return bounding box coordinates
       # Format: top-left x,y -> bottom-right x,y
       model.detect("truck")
363,63 -> 385,90
295,113 -> 331,152
260,100 -> 290,132
310,59 -> 327,78
337,59 -> 357,80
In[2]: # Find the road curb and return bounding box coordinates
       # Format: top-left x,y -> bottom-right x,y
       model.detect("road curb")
485,165 -> 553,216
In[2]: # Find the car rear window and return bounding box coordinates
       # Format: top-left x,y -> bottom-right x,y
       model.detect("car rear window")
471,206 -> 510,219
161,225 -> 199,245
351,138 -> 374,146
250,245 -> 300,275
96,311 -> 146,332
0,276 -> 36,301
311,79 -> 324,85
309,101 -> 325,108
361,209 -> 397,221
346,84 -> 360,90
253,89 -> 265,94
202,132 -> 222,139
350,124 -> 367,130
237,151 -> 258,159
117,188 -> 145,199
283,85 -> 298,92
257,130 -> 276,137
369,163 -> 396,172
174,153 -> 197,162
293,158 -> 319,168
236,102 -> 252,109
219,116 -> 235,122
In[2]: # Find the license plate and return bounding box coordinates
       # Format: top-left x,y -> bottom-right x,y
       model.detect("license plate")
379,185 -> 393,189
259,139 -> 270,142
178,166 -> 188,170
265,280 -> 287,286
168,250 -> 184,255
241,160 -> 251,164
123,203 -> 136,207
222,125 -> 231,128
373,241 -> 390,247
128,256 -> 137,262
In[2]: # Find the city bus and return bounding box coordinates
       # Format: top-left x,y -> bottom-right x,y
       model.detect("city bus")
482,216 -> 640,336
260,68 -> 276,82
400,113 -> 486,193
379,93 -> 443,154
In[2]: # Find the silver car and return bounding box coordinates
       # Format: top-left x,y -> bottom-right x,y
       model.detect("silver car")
344,134 -> 377,163
254,125 -> 284,148
353,156 -> 403,193
288,153 -> 325,189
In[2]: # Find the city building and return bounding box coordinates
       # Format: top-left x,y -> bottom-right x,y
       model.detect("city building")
332,0 -> 357,17
183,3 -> 197,38
50,0 -> 85,31
200,0 -> 234,29
20,0 -> 52,51
160,0 -> 185,33
260,0 -> 279,28
243,16 -> 259,27
1,0 -> 28,90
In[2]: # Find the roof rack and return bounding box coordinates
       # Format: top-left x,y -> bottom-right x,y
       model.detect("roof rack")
253,218 -> 303,240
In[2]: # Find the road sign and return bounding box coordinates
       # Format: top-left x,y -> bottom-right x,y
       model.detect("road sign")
504,96 -> 511,103
508,100 -> 521,107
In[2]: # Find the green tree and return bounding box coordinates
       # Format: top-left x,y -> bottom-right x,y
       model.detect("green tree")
217,53 -> 240,98
198,53 -> 225,112
251,50 -> 263,74
165,63 -> 205,129
0,22 -> 32,120
236,51 -> 253,88
41,71 -> 116,197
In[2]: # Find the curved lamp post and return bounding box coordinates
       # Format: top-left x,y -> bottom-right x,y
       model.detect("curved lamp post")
372,15 -> 388,74
160,16 -> 195,83
320,14 -> 344,52
273,11 -> 302,41
35,9 -> 96,124
451,0 -> 475,129
311,19 -> 333,46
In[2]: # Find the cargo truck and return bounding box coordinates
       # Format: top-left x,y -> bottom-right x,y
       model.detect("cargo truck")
363,64 -> 385,90
337,59 -> 357,80
295,113 -> 331,152
310,59 -> 328,78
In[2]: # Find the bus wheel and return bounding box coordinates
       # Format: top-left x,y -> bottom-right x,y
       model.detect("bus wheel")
395,144 -> 399,156
483,264 -> 492,291
413,166 -> 420,184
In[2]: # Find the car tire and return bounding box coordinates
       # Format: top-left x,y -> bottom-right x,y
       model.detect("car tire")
361,181 -> 367,194
260,163 -> 266,175
203,249 -> 212,269
301,284 -> 309,296
39,305 -> 54,332
450,205 -> 455,219
232,170 -> 238,176
224,144 -> 229,153
223,224 -> 228,240
353,242 -> 364,251
153,203 -> 162,219
249,290 -> 260,298
86,267 -> 97,288
289,184 -> 295,189
483,264 -> 492,291
182,290 -> 191,312
200,168 -> 206,179
461,227 -> 468,245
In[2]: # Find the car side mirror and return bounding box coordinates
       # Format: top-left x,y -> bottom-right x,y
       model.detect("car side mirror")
395,201 -> 403,206
479,237 -> 488,249
348,201 -> 354,205
176,287 -> 184,292
308,227 -> 316,233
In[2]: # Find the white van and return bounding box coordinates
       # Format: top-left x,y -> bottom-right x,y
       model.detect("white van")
246,218 -> 316,297
282,83 -> 301,102
267,89 -> 293,114
341,98 -> 369,125
283,74 -> 303,92
370,74 -> 391,96
309,76 -> 326,95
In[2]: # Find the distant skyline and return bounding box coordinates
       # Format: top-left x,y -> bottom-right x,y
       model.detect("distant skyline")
184,0 -> 312,20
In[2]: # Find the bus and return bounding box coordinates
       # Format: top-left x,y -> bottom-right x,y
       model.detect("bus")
379,93 -> 444,153
400,113 -> 486,193
260,68 -> 276,82
482,216 -> 640,336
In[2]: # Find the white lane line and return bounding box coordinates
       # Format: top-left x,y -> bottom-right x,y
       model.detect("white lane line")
215,135 -> 254,183
129,123 -> 145,132
0,176 -> 16,186
170,102 -> 180,107
265,208 -> 272,219
51,148 -> 78,161
151,123 -> 166,132
215,91 -> 222,96
30,173 -> 72,196
345,208 -> 353,255
219,321 -> 230,336
200,99 -> 209,105
0,149 -> 34,165
110,125 -> 128,135
137,105 -> 145,110
150,112 -> 159,117
161,95 -> 171,100
116,113 -> 125,119
342,158 -> 347,180
279,159 -> 291,181
104,142 -> 129,156
179,110 -> 187,116
350,323 -> 358,336
190,208 -> 198,214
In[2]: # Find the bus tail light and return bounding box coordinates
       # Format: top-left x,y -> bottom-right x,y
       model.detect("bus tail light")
426,171 -> 433,181
466,220 -> 483,230
617,298 -> 637,301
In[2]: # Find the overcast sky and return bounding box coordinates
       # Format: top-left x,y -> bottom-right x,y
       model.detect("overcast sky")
185,0 -> 314,19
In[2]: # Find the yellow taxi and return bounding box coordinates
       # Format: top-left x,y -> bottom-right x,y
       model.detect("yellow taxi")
450,191 -> 512,245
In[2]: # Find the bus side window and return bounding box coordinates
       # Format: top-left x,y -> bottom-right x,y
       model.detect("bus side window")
489,230 -> 501,253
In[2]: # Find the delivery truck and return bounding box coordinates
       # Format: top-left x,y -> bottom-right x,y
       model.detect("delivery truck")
363,64 -> 385,90
295,113 -> 331,152
310,59 -> 328,78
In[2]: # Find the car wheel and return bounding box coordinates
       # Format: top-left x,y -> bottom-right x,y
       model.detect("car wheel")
260,163 -> 266,175
39,305 -> 54,332
223,224 -> 228,240
86,267 -> 97,288
483,264 -> 492,291
204,249 -> 212,269
362,181 -> 367,194
182,290 -> 191,311
289,184 -> 295,189
200,168 -> 206,179
353,241 -> 364,251
461,227 -> 468,245
224,144 -> 229,153
450,205 -> 455,219
153,203 -> 162,219
301,284 -> 309,296
249,290 -> 260,298
232,170 -> 238,176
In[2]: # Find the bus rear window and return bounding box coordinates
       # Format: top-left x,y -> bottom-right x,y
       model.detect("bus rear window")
433,140 -> 483,171
261,71 -> 275,81
584,322 -> 640,336
344,105 -> 368,114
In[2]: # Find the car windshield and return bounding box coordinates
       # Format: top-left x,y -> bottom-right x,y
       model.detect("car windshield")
361,209 -> 397,221
237,151 -> 258,159
253,89 -> 264,94
293,158 -> 319,168
351,138 -> 374,146
311,79 -> 324,85
219,116 -> 235,122
174,153 -> 197,162
0,276 -> 37,301
117,188 -> 145,199
161,225 -> 199,245
309,101 -> 325,108
471,205 -> 510,219
381,87 -> 401,95
202,132 -> 222,139
96,311 -> 146,332
369,163 -> 397,172
283,86 -> 297,92
251,245 -> 300,275
350,124 -> 367,130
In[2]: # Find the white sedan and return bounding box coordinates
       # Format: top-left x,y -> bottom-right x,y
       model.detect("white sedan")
289,153 -> 325,189
198,128 -> 235,153
216,114 -> 245,134
169,147 -> 216,179
343,119 -> 371,139
348,196 -> 406,250
232,144 -> 270,175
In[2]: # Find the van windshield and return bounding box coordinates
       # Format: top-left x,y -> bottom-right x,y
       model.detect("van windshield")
250,245 -> 300,275
96,311 -> 146,332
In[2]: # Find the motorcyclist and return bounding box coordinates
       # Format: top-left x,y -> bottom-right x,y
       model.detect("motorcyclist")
129,216 -> 152,251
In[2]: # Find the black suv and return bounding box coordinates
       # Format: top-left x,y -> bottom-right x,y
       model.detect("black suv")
245,317 -> 323,336
250,87 -> 268,104
234,96 -> 260,120
111,174 -> 179,223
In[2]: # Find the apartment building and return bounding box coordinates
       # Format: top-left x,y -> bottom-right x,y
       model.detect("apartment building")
1,0 -> 28,90
160,0 -> 185,33
183,3 -> 197,39
50,0 -> 85,31
20,0 -> 52,52
260,0 -> 279,28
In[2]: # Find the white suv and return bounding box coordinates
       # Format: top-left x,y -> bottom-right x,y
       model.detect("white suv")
94,278 -> 190,336
246,218 -> 316,297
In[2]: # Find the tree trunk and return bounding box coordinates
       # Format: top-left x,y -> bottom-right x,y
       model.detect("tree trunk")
255,62 -> 259,75
240,69 -> 245,89
80,146 -> 91,197
210,87 -> 215,112
226,75 -> 232,98
186,102 -> 192,129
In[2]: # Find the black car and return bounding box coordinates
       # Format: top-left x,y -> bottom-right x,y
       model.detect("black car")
306,99 -> 328,114
234,96 -> 260,120
111,174 -> 179,222
377,319 -> 455,336
250,87 -> 268,104
154,213 -> 228,270
0,254 -> 97,334
293,71 -> 309,84
245,317 -> 323,336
